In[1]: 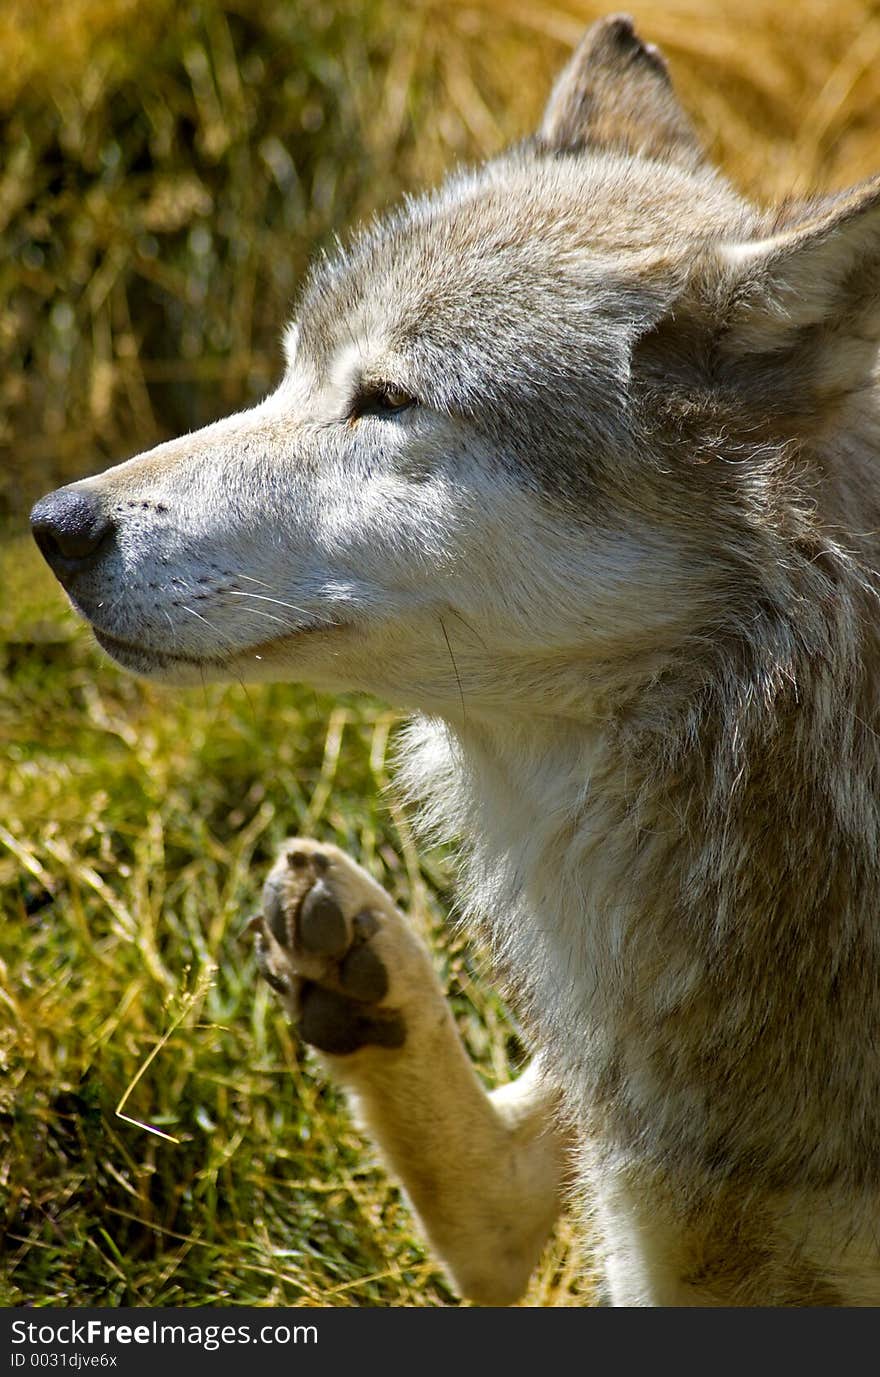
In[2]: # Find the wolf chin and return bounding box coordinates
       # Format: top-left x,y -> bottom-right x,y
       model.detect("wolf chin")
31,16 -> 880,1305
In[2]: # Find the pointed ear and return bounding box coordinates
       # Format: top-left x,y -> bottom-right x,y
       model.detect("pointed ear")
715,178 -> 880,410
538,14 -> 704,171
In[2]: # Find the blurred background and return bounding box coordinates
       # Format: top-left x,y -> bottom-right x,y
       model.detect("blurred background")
2,0 -> 879,1308
3,0 -> 880,519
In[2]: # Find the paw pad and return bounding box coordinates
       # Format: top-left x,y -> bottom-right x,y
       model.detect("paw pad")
298,880 -> 347,956
253,843 -> 406,1056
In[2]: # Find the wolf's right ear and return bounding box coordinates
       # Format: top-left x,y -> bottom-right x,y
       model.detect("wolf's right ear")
537,15 -> 704,171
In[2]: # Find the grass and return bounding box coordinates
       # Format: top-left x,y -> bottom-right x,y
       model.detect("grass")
0,531 -> 589,1306
3,0 -> 879,1308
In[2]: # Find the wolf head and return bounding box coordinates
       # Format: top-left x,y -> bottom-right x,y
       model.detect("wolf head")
31,16 -> 880,719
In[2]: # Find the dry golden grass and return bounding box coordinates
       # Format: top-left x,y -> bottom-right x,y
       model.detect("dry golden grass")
2,0 -> 878,1308
3,0 -> 879,513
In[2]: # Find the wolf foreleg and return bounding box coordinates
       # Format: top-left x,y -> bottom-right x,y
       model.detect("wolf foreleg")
252,837 -> 567,1305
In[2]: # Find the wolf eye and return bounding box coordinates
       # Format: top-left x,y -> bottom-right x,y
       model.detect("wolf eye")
350,383 -> 416,420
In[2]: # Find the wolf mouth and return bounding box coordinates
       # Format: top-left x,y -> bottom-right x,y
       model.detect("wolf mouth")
92,628 -> 221,671
91,618 -> 346,673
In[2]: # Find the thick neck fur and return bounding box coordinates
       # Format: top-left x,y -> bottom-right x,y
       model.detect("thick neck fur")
401,409 -> 880,1194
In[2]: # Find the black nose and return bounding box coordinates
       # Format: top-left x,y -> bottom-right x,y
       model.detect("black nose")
30,488 -> 113,575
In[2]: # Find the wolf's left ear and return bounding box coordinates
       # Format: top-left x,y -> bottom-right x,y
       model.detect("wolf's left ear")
715,178 -> 880,407
538,15 -> 704,170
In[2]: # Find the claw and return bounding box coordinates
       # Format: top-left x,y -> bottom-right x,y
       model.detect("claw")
262,872 -> 290,945
238,911 -> 265,942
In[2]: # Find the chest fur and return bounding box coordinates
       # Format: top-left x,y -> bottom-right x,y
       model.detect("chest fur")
402,712 -> 880,1183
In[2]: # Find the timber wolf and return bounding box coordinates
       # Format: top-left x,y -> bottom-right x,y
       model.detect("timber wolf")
30,16 -> 880,1305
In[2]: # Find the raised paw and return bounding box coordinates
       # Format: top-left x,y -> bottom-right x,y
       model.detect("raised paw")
250,839 -> 429,1057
